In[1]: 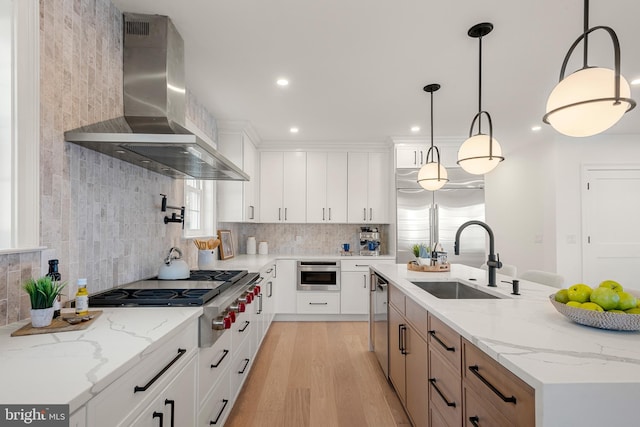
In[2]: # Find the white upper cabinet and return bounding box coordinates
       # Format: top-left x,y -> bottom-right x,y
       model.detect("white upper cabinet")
217,127 -> 259,222
396,143 -> 460,169
306,152 -> 348,223
259,151 -> 306,223
347,152 -> 390,223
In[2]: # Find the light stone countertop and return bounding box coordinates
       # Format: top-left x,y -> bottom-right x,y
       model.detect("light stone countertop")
372,263 -> 640,427
0,307 -> 202,414
215,254 -> 395,272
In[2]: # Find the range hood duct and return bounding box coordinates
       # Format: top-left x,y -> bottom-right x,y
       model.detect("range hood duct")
64,13 -> 248,181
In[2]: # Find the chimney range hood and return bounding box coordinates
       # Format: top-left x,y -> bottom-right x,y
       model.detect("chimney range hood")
64,13 -> 248,181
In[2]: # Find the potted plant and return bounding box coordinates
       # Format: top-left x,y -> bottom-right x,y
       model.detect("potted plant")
412,243 -> 431,265
22,276 -> 66,327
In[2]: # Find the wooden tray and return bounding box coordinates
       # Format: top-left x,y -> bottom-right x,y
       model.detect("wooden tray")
407,262 -> 451,272
11,310 -> 102,337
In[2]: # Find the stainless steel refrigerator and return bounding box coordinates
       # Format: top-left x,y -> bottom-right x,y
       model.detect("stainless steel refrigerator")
396,168 -> 486,267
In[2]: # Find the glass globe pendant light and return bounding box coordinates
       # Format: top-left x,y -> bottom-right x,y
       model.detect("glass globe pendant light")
457,23 -> 504,175
543,0 -> 635,137
417,84 -> 448,191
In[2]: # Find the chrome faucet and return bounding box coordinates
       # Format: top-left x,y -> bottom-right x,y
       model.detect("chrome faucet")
454,220 -> 502,287
164,247 -> 183,265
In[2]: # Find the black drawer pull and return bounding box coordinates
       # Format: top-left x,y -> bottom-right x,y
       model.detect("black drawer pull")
239,320 -> 250,332
429,378 -> 456,407
164,399 -> 175,427
468,365 -> 517,404
210,399 -> 229,425
469,416 -> 480,427
429,330 -> 455,352
134,348 -> 187,393
400,325 -> 407,355
211,349 -> 229,368
309,302 -> 328,305
152,411 -> 163,427
238,358 -> 250,374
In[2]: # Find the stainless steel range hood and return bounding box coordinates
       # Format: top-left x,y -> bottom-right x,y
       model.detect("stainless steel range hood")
64,13 -> 248,181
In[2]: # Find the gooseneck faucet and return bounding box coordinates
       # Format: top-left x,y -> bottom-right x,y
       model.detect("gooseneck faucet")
454,220 -> 502,287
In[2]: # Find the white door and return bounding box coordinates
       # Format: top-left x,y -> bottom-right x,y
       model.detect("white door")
582,166 -> 640,291
306,152 -> 328,222
259,152 -> 284,222
348,152 -> 370,223
368,152 -> 390,223
243,136 -> 257,221
396,146 -> 425,168
340,271 -> 369,314
326,152 -> 348,222
283,151 -> 307,222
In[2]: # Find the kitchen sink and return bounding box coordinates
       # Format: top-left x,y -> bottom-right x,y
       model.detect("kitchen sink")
410,281 -> 500,299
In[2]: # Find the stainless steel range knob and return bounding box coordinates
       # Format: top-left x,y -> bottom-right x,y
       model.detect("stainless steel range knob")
212,315 -> 231,330
229,301 -> 246,313
238,293 -> 253,304
252,285 -> 261,296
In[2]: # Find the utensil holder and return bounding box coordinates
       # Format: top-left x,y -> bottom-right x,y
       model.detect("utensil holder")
198,250 -> 216,270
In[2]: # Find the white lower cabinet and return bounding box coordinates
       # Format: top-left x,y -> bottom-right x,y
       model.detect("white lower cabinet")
296,292 -> 340,314
340,259 -> 394,314
129,356 -> 197,427
198,370 -> 232,426
275,259 -> 297,313
68,407 -> 86,427
230,338 -> 253,399
198,331 -> 232,408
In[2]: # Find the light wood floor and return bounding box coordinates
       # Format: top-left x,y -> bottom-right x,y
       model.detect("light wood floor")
225,321 -> 411,427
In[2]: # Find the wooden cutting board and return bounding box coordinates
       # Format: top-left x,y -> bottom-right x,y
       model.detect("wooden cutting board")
11,310 -> 103,337
407,261 -> 451,272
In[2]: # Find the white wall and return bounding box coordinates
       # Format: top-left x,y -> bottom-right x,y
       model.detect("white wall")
485,140 -> 557,276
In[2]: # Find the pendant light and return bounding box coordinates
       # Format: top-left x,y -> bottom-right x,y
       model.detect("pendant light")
417,84 -> 448,191
543,0 -> 635,137
457,23 -> 504,175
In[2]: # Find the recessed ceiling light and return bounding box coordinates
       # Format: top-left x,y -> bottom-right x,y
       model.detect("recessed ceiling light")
531,125 -> 542,131
290,127 -> 299,133
411,126 -> 420,132
631,78 -> 640,86
277,78 -> 289,86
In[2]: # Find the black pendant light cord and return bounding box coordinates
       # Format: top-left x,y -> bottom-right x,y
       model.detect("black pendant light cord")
429,89 -> 434,158
478,35 -> 483,135
583,0 -> 589,69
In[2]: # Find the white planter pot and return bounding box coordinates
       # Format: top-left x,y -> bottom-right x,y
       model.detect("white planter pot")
30,307 -> 54,328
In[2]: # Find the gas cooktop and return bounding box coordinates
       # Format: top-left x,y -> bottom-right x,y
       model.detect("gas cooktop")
89,269 -> 254,307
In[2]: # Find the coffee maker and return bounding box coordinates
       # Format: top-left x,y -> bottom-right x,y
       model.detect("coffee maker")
359,227 -> 380,256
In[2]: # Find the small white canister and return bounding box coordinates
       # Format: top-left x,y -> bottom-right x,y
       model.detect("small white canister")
258,241 -> 268,255
198,250 -> 216,270
247,236 -> 257,255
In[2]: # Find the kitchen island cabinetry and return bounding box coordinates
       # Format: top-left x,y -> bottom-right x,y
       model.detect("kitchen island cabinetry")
259,151 -> 306,223
347,152 -> 390,223
388,284 -> 429,427
341,259 -> 394,314
306,151 -> 348,223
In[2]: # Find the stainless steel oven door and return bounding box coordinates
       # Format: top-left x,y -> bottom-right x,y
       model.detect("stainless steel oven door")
296,261 -> 341,291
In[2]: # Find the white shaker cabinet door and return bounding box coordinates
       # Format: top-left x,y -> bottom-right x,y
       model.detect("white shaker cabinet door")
306,152 -> 328,223
282,151 -> 306,222
259,151 -> 284,222
367,151 -> 390,223
326,152 -> 348,222
347,152 -> 370,223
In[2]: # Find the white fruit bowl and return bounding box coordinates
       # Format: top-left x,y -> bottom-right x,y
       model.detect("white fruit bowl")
549,294 -> 640,331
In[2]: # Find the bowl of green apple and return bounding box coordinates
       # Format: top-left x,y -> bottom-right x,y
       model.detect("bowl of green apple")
550,280 -> 640,331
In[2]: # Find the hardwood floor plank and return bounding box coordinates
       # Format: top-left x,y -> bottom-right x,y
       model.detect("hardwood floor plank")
225,321 -> 410,427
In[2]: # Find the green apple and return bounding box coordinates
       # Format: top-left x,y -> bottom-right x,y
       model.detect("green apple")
599,280 -> 624,293
590,287 -> 620,311
625,308 -> 640,315
554,289 -> 570,304
567,284 -> 592,303
581,302 -> 604,312
566,301 -> 582,308
616,292 -> 638,311
607,309 -> 626,314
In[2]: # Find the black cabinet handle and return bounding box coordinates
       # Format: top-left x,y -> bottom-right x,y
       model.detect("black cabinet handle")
211,349 -> 229,368
268,281 -> 273,297
134,348 -> 186,393
469,416 -> 480,427
257,294 -> 263,314
429,378 -> 456,407
152,411 -> 163,427
238,358 -> 250,374
210,399 -> 229,425
309,302 -> 328,305
399,324 -> 407,355
468,365 -> 517,404
164,399 -> 175,427
429,330 -> 455,352
239,320 -> 250,332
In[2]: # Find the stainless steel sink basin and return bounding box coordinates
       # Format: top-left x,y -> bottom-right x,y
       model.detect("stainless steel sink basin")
410,281 -> 500,299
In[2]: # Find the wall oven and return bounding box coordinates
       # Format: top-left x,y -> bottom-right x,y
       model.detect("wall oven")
296,261 -> 341,291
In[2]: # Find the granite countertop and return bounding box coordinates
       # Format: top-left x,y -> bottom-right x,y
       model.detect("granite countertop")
0,307 -> 202,414
372,263 -> 640,427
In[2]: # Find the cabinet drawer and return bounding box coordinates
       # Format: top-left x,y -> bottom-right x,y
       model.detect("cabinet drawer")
463,384 -> 512,427
230,337 -> 253,399
198,330 -> 232,408
462,338 -> 535,427
429,349 -> 462,427
296,292 -> 340,314
389,284 -> 405,313
341,259 -> 393,272
87,320 -> 198,427
198,367 -> 232,427
405,298 -> 428,339
429,406 -> 450,427
232,309 -> 253,351
428,314 -> 462,373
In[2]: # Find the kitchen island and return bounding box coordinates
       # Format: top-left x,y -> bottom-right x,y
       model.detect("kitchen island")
372,263 -> 640,427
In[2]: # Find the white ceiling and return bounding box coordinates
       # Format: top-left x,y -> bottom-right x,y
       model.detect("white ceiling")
111,0 -> 640,151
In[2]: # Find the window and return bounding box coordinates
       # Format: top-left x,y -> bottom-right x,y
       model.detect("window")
0,0 -> 39,251
183,179 -> 215,238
